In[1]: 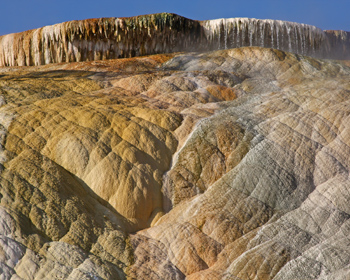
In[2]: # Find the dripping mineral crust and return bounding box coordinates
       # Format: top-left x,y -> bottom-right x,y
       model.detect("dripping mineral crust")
0,13 -> 349,67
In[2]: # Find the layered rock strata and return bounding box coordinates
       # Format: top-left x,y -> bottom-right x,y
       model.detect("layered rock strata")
0,13 -> 349,67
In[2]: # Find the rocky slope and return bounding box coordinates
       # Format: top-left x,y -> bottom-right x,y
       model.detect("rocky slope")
1,21 -> 350,279
0,13 -> 350,67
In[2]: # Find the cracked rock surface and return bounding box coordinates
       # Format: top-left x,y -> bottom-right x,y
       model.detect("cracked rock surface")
0,47 -> 350,279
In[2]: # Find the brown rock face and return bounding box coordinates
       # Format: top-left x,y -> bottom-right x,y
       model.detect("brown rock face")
324,30 -> 350,59
0,13 -> 349,67
1,43 -> 350,279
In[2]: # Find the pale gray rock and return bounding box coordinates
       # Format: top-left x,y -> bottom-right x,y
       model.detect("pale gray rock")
0,44 -> 350,280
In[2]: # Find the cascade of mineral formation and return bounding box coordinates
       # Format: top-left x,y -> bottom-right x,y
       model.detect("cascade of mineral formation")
202,18 -> 330,56
0,13 -> 349,67
1,11 -> 350,280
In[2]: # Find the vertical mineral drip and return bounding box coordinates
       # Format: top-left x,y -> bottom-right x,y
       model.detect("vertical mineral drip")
271,22 -> 274,49
241,20 -> 245,47
208,22 -> 212,48
224,19 -> 228,49
300,25 -> 304,55
313,30 -> 317,55
237,20 -> 240,47
242,20 -> 247,47
249,20 -> 257,46
32,29 -> 41,66
310,27 -> 315,55
255,19 -> 259,46
294,26 -> 299,54
242,19 -> 246,46
276,23 -> 280,50
300,25 -> 305,55
0,14 -> 346,66
73,41 -> 80,61
2,35 -> 14,66
43,27 -> 53,65
287,26 -> 292,52
297,25 -> 301,54
309,27 -> 313,55
304,26 -> 308,55
218,20 -> 221,50
262,22 -> 265,47
249,20 -> 254,46
227,21 -> 232,49
232,20 -> 237,48
281,24 -> 285,51
259,21 -> 263,47
306,26 -> 311,55
240,20 -> 244,47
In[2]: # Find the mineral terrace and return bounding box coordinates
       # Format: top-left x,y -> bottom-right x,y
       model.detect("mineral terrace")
0,13 -> 350,280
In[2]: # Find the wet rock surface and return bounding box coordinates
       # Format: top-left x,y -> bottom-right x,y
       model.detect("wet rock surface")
0,46 -> 350,279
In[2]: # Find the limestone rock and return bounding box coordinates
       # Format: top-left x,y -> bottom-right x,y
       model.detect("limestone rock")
1,13 -> 350,67
1,43 -> 350,279
131,48 -> 350,279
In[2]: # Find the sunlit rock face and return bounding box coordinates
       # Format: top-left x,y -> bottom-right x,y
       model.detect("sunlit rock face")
0,13 -> 349,67
131,48 -> 350,280
202,18 -> 328,57
324,30 -> 350,59
1,15 -> 350,279
0,14 -> 202,67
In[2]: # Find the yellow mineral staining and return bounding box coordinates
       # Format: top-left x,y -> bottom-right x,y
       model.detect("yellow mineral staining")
1,47 -> 350,279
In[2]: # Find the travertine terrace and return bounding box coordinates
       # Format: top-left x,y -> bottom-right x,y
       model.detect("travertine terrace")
0,13 -> 350,280
0,13 -> 350,67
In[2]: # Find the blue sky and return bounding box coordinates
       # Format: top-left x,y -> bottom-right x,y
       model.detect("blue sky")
1,0 -> 349,36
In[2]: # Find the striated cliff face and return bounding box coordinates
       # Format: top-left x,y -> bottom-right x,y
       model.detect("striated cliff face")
324,30 -> 350,59
0,14 -> 202,67
202,18 -> 329,57
0,13 -> 349,67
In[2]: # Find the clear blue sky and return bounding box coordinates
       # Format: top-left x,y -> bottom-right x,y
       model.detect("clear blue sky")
1,0 -> 349,36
